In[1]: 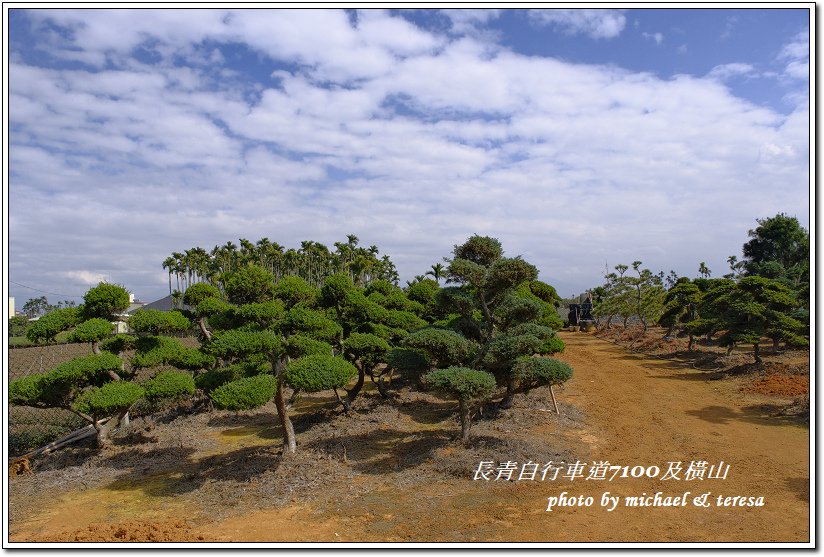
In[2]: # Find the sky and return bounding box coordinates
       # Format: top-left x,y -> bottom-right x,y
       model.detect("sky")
5,6 -> 811,306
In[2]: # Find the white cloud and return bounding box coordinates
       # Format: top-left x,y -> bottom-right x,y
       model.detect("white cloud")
528,9 -> 626,39
62,271 -> 109,285
642,31 -> 664,45
7,9 -> 810,303
707,62 -> 756,81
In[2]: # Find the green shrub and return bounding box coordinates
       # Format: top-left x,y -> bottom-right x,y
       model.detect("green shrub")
26,307 -> 81,343
425,367 -> 496,402
285,355 -> 357,393
129,309 -> 191,335
512,357 -> 573,389
204,329 -> 280,359
284,307 -> 342,343
273,276 -> 318,308
9,375 -> 45,406
82,282 -> 130,320
68,318 -> 115,344
384,347 -> 429,375
541,336 -> 565,355
210,374 -> 278,410
225,265 -> 277,305
99,334 -> 136,354
183,283 -> 221,307
73,381 -> 145,417
343,333 -> 390,368
286,334 -> 333,359
143,371 -> 195,401
402,328 -> 474,368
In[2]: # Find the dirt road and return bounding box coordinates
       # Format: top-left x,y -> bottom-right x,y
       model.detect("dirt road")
9,332 -> 810,544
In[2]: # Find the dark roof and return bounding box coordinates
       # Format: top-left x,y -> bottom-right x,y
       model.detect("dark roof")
136,295 -> 193,313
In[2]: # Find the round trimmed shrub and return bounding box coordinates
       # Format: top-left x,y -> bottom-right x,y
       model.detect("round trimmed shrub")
129,309 -> 191,335
26,307 -> 81,343
286,334 -> 333,359
204,329 -> 280,359
541,336 -> 565,355
73,381 -> 145,417
82,283 -> 130,320
143,371 -> 195,401
513,357 -> 573,388
68,318 -> 115,344
99,334 -> 136,354
425,367 -> 496,402
285,355 -> 357,393
385,347 -> 428,375
183,283 -> 221,307
9,375 -> 45,406
402,327 -> 474,368
210,374 -> 278,410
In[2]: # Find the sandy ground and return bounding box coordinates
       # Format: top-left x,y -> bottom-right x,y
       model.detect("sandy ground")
7,331 -> 810,544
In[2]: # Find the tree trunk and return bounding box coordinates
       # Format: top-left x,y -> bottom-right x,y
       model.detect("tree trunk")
94,410 -> 127,448
772,337 -> 780,351
726,344 -> 734,356
753,343 -> 762,364
92,341 -> 101,355
459,399 -> 471,445
345,366 -> 366,406
665,325 -> 674,338
499,376 -> 516,409
273,358 -> 296,454
197,317 -> 212,341
688,334 -> 695,351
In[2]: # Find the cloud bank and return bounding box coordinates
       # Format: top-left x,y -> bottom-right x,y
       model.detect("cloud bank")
8,8 -> 810,302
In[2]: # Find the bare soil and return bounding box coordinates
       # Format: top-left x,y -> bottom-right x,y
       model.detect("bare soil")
8,331 -> 810,544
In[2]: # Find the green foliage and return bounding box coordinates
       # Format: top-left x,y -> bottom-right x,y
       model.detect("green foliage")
343,333 -> 390,369
512,357 -> 573,390
99,334 -> 136,354
26,307 -> 81,343
132,336 -> 214,370
82,283 -> 130,320
273,275 -> 318,308
284,307 -> 342,343
495,294 -> 543,331
67,318 -> 114,344
384,347 -> 429,375
129,309 -> 191,335
9,375 -> 46,406
405,278 -> 440,309
286,334 -> 333,359
434,287 -> 475,317
527,281 -> 561,306
196,297 -> 232,318
701,276 -> 806,355
143,371 -> 196,402
73,381 -> 145,418
540,336 -> 565,355
15,353 -> 127,408
402,327 -> 474,369
210,374 -> 278,410
481,333 -> 543,373
365,279 -> 394,296
284,355 -> 358,393
9,315 -> 29,337
183,283 -> 221,307
204,329 -> 280,360
235,300 -> 285,327
195,358 -> 268,392
225,265 -> 276,305
743,213 -> 809,278
425,367 -> 496,402
320,273 -> 355,309
383,309 -> 427,331
660,279 -> 702,333
453,235 -> 503,267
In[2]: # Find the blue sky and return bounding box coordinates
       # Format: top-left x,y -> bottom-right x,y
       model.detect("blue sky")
6,7 -> 811,305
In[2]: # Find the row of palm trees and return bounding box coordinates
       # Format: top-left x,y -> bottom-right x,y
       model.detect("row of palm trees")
162,235 -> 400,296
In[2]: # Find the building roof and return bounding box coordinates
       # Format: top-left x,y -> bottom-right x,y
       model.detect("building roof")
132,295 -> 192,313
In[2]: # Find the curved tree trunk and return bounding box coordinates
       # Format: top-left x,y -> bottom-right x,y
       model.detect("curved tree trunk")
94,409 -> 128,448
753,343 -> 762,364
345,365 -> 366,406
499,375 -> 516,409
687,334 -> 695,351
197,317 -> 212,341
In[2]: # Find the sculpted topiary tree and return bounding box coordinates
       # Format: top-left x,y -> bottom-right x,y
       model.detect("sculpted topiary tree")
425,367 -> 496,444
433,235 -> 572,410
196,267 -> 355,454
511,357 -> 573,414
659,278 -> 703,349
700,276 -> 807,362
